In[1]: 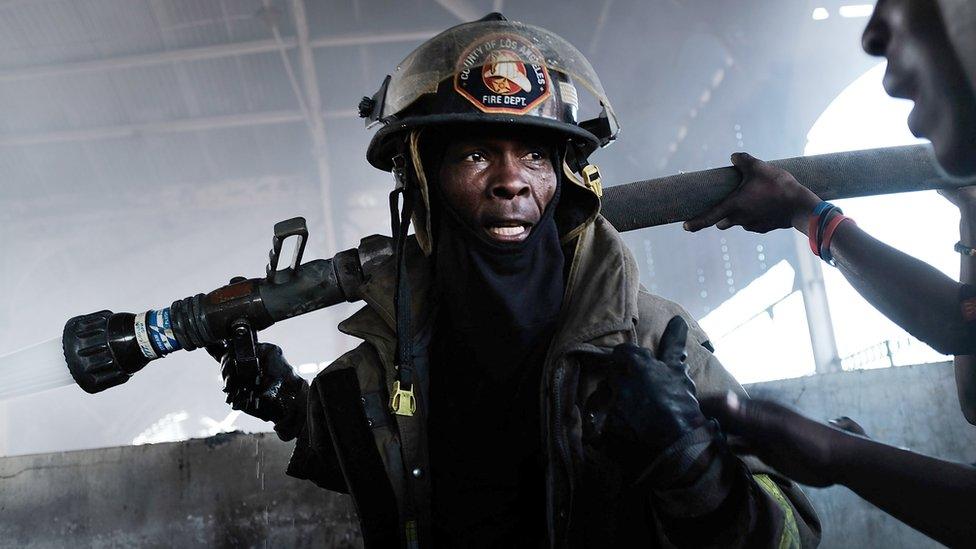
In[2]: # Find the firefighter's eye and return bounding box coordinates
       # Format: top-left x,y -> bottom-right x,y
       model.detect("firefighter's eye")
522,151 -> 545,161
463,152 -> 486,162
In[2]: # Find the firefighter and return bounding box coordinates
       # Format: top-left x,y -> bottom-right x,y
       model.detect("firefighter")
214,13 -> 820,548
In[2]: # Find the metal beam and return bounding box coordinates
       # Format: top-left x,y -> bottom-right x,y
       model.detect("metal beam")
0,109 -> 356,147
290,0 -> 342,351
792,232 -> 841,373
310,29 -> 435,48
290,0 -> 337,254
0,39 -> 287,83
148,0 -> 221,185
433,0 -> 481,22
0,30 -> 436,83
588,0 -> 615,56
1,174 -> 315,233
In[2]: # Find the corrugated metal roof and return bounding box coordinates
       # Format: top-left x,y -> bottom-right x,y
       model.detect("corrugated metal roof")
0,0 -> 875,321
0,0 -> 337,204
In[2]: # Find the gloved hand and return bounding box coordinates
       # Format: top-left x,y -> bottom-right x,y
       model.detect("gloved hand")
207,341 -> 308,441
700,391 -> 866,487
586,316 -> 707,481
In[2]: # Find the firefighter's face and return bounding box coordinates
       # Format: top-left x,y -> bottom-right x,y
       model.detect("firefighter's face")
438,133 -> 557,243
862,0 -> 976,176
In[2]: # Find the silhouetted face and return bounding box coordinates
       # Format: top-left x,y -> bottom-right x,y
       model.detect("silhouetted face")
437,134 -> 557,243
862,0 -> 976,176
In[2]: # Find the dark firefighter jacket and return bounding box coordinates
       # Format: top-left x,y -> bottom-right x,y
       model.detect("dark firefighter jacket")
285,175 -> 821,548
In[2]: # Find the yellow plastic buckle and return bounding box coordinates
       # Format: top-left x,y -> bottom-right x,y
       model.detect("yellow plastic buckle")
390,380 -> 417,416
582,164 -> 603,197
405,520 -> 419,546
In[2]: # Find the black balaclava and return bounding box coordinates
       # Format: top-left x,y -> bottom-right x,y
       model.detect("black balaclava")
428,138 -> 565,389
425,131 -> 564,545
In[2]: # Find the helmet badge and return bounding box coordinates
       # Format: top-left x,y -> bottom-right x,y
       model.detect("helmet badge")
454,34 -> 552,115
482,50 -> 532,94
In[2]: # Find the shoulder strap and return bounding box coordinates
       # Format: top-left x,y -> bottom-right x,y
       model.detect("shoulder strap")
319,367 -> 401,547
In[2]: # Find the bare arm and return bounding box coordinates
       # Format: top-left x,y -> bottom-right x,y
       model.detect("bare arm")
809,221 -> 965,355
685,152 -> 974,355
944,190 -> 976,423
702,394 -> 976,548
952,355 -> 976,424
837,434 -> 976,547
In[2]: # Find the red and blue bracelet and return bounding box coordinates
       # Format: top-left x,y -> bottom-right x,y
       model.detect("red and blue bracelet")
808,201 -> 856,265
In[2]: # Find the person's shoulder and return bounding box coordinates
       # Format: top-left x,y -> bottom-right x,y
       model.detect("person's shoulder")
575,214 -> 639,284
634,290 -> 742,394
636,290 -> 689,318
310,340 -> 385,391
635,290 -> 712,350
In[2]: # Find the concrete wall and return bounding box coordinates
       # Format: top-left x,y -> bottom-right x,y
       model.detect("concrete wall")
1,362 -> 971,548
749,361 -> 975,549
0,432 -> 361,548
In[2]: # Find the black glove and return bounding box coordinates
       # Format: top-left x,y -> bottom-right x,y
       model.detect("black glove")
207,341 -> 308,441
586,316 -> 707,482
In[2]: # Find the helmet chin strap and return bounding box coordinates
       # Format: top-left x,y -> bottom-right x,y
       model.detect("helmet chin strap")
388,150 -> 418,417
408,130 -> 434,257
563,140 -> 604,199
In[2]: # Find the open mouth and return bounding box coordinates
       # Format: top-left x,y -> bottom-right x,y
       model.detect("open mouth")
882,67 -> 917,103
484,221 -> 533,242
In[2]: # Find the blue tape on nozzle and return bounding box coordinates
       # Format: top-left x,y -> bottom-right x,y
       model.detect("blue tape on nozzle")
147,308 -> 182,355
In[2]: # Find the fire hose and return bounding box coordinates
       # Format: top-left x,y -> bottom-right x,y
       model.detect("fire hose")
0,144 -> 962,398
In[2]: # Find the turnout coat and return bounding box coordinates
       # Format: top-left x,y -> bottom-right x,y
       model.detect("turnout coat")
286,179 -> 821,548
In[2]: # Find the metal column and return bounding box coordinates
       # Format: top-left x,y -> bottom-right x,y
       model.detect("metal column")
793,232 -> 841,373
291,0 -> 337,255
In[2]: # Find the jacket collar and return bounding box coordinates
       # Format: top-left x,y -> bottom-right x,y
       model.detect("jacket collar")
338,176 -> 638,357
552,170 -> 640,351
549,214 -> 640,353
337,238 -> 433,358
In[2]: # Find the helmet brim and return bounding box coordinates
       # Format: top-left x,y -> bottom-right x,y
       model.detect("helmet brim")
366,113 -> 601,171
